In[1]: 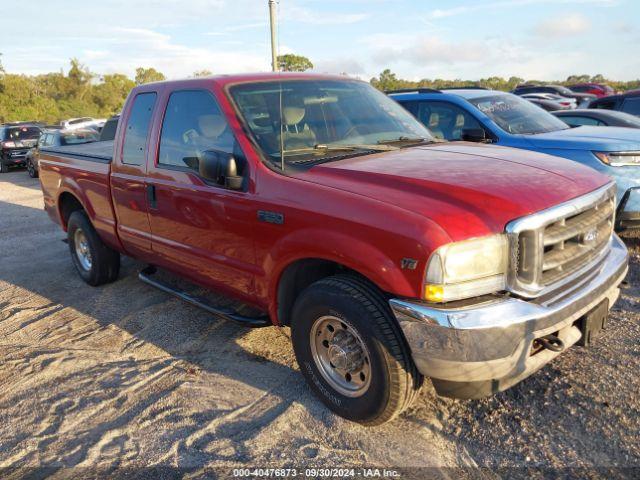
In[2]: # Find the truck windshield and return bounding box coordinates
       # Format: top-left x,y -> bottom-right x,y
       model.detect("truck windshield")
230,79 -> 433,168
469,94 -> 570,135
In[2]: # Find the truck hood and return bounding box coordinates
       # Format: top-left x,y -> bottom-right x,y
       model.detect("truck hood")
295,142 -> 610,241
526,126 -> 640,151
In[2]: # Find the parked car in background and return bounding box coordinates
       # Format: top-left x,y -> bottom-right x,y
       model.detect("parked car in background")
589,91 -> 640,117
568,83 -> 615,98
25,128 -> 99,178
526,98 -> 568,112
390,88 -> 640,229
512,84 -> 596,107
521,93 -> 576,110
37,74 -> 629,424
99,115 -> 120,141
553,109 -> 640,129
60,117 -> 107,131
0,123 -> 42,173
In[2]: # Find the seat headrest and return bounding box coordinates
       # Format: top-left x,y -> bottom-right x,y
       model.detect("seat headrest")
283,106 -> 306,126
428,113 -> 439,127
198,114 -> 227,138
455,114 -> 465,128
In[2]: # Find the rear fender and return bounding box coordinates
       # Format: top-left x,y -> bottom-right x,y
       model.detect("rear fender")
56,179 -> 122,252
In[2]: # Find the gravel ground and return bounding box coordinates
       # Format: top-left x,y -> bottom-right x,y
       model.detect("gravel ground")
0,170 -> 639,478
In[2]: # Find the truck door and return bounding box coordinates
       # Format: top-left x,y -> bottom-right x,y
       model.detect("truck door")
110,91 -> 158,259
145,88 -> 257,303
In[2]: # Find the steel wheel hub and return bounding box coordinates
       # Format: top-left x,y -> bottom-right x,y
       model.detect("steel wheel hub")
74,229 -> 93,271
310,315 -> 371,397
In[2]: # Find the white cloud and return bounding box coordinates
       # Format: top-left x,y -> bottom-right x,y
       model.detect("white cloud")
364,33 -> 529,68
533,13 -> 591,37
358,30 -> 613,82
428,0 -> 616,19
206,22 -> 268,35
312,57 -> 366,76
282,5 -> 369,25
87,27 -> 270,78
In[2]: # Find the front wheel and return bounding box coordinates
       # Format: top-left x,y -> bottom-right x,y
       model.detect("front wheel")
27,159 -> 38,178
291,275 -> 423,425
67,210 -> 120,286
0,162 -> 8,173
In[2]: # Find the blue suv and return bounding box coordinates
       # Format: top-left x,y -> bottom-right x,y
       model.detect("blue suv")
390,88 -> 640,229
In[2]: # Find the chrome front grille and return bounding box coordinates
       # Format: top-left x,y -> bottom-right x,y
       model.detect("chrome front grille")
506,183 -> 616,298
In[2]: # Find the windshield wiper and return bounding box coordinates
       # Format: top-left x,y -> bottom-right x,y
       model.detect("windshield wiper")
313,143 -> 398,152
376,136 -> 436,146
279,144 -> 397,156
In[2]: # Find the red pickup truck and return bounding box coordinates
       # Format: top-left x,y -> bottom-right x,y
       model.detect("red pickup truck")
39,73 -> 629,425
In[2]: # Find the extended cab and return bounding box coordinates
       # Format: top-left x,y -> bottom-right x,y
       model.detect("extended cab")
39,74 -> 629,424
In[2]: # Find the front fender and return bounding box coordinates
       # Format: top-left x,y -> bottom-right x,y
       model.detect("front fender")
262,227 -> 427,323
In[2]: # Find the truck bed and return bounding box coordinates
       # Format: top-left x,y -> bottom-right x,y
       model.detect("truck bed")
41,140 -> 114,163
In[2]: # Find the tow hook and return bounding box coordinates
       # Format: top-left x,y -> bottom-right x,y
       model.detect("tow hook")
537,334 -> 564,352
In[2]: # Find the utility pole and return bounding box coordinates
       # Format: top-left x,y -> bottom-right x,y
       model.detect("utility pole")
269,0 -> 279,72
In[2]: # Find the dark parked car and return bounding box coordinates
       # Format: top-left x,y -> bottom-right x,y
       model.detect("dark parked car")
512,84 -> 596,107
0,124 -> 42,173
589,91 -> 640,117
552,109 -> 640,129
25,128 -> 99,178
99,115 -> 120,141
568,83 -> 615,98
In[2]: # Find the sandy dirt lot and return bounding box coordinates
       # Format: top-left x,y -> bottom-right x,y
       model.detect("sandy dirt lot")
1,170 -> 639,478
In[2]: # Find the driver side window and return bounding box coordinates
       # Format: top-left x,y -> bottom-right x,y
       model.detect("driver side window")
407,101 -> 483,141
158,90 -> 242,172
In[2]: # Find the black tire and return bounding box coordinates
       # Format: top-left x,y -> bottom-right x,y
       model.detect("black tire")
291,274 -> 423,425
27,159 -> 38,178
0,162 -> 8,174
67,210 -> 120,286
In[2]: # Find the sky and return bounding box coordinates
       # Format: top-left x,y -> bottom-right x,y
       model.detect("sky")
1,0 -> 638,82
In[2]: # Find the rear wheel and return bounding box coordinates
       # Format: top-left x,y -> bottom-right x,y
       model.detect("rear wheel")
67,211 -> 120,286
291,275 -> 422,425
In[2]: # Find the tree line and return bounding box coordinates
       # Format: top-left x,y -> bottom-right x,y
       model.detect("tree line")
0,54 -> 638,124
369,69 -> 640,93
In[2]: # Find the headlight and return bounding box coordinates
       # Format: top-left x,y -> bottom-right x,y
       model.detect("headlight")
594,151 -> 640,167
423,234 -> 508,302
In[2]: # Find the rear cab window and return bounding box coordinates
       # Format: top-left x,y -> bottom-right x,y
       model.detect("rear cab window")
122,93 -> 157,165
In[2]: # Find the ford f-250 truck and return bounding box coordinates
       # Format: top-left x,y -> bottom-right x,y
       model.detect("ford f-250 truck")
38,73 -> 629,425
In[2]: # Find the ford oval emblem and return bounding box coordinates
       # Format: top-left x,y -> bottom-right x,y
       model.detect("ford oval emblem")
584,229 -> 598,243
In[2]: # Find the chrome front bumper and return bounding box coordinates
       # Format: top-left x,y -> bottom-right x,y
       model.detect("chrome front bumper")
389,234 -> 629,399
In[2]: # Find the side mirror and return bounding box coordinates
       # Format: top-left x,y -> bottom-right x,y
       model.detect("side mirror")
461,128 -> 488,143
198,150 -> 243,190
